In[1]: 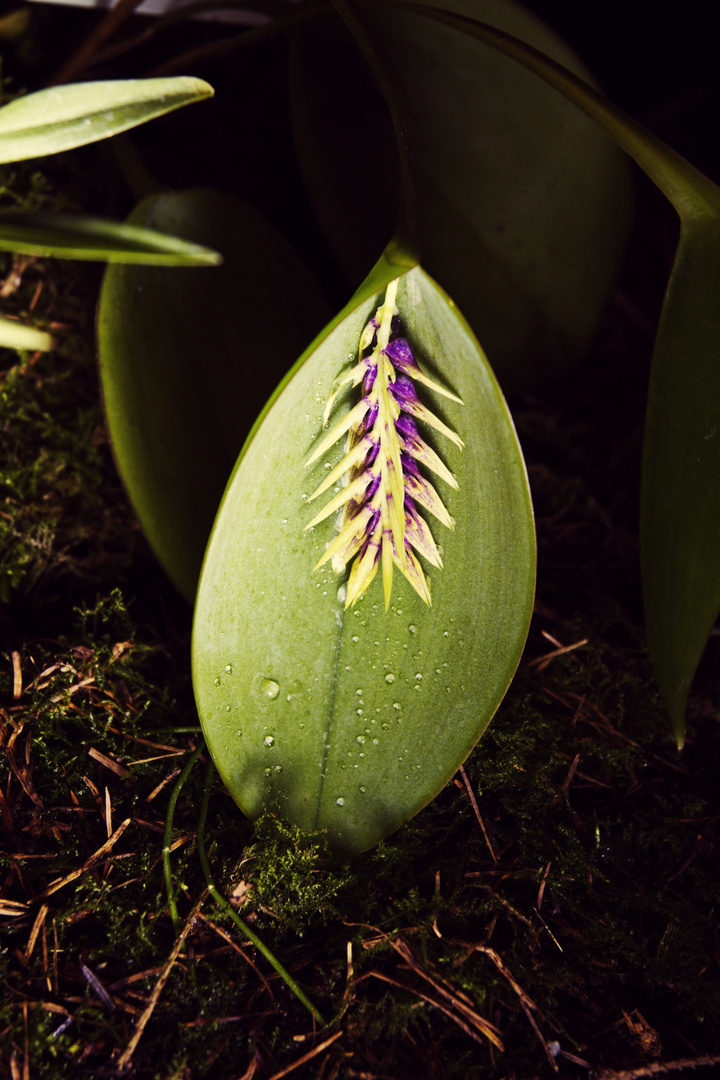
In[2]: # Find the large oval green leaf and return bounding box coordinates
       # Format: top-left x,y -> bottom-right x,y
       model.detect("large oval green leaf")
0,77 -> 213,164
289,0 -> 633,393
192,257 -> 535,856
97,188 -> 331,601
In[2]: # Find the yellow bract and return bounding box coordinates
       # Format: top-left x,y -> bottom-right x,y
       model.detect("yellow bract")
305,280 -> 464,610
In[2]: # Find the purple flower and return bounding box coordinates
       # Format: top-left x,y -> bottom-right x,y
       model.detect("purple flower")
305,279 -> 463,609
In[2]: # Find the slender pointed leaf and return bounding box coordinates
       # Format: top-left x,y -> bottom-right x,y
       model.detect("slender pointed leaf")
0,77 -> 213,164
0,314 -> 51,351
0,210 -> 221,264
97,188 -> 332,601
192,257 -> 535,856
640,220 -> 720,746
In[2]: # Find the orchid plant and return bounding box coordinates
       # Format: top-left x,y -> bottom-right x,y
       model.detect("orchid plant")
87,0 -> 720,873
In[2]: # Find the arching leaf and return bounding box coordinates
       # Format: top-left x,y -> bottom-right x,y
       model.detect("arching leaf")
393,1 -> 720,745
192,255 -> 535,856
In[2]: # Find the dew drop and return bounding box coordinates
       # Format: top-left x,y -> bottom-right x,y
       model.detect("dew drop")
384,673 -> 395,684
274,765 -> 283,774
251,674 -> 280,700
225,664 -> 233,674
264,735 -> 275,748
359,786 -> 366,793
415,673 -> 423,680
351,636 -> 359,643
382,722 -> 390,730
263,768 -> 271,778
408,624 -> 416,634
336,797 -> 345,806
337,585 -> 347,604
357,735 -> 366,745
393,702 -> 401,710
372,738 -> 379,745
213,677 -> 221,687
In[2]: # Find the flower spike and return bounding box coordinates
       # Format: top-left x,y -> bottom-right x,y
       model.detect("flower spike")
305,279 -> 463,609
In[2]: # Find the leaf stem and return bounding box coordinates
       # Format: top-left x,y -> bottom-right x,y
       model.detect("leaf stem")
197,760 -> 327,1026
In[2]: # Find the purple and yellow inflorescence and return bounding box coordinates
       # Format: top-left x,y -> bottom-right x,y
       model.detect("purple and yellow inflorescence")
305,279 -> 463,610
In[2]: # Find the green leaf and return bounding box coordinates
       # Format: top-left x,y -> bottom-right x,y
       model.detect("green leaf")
640,219 -> 720,746
0,210 -> 221,264
0,313 -> 51,351
0,77 -> 213,164
289,0 -> 633,392
192,257 -> 535,856
392,3 -> 720,744
97,187 -> 332,601
312,0 -> 720,747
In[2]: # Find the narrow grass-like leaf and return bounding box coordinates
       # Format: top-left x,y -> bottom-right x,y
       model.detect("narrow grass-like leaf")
0,77 -> 213,164
0,314 -> 51,351
396,2 -> 720,743
0,210 -> 221,264
97,188 -> 331,601
192,256 -> 535,856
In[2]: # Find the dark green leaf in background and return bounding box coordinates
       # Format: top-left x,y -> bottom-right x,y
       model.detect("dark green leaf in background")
97,188 -> 332,601
192,257 -> 535,855
289,0 -> 633,393
641,219 -> 720,745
